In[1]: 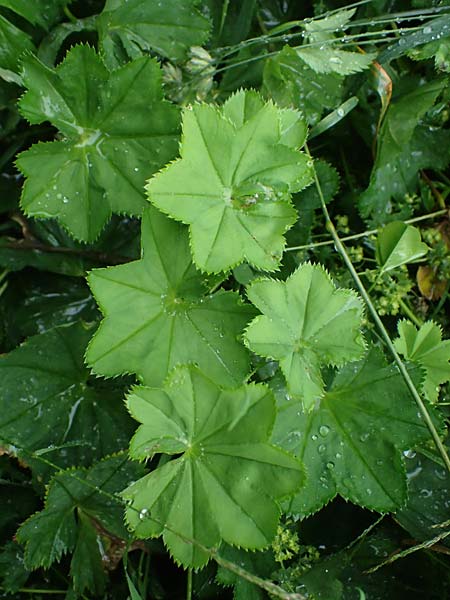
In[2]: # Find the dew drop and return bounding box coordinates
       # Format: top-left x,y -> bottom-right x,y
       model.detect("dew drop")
319,425 -> 330,437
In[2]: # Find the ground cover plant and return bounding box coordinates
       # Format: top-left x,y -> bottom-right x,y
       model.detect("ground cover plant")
1,0 -> 450,598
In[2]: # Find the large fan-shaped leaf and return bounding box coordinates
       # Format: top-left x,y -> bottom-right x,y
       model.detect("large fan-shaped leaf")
97,0 -> 211,67
394,320 -> 450,402
272,350 -> 439,518
86,206 -> 254,387
244,263 -> 365,409
147,90 -> 313,273
123,366 -> 304,568
17,46 -> 179,241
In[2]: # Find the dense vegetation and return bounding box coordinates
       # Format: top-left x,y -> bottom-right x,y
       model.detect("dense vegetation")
0,1 -> 450,598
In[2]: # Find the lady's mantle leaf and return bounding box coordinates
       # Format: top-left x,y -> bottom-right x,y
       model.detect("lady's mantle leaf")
17,455 -> 143,595
0,323 -> 134,476
123,366 -> 304,568
244,263 -> 365,409
86,207 -> 254,388
394,320 -> 450,402
97,0 -> 211,67
147,90 -> 313,274
376,221 -> 428,273
17,45 -> 179,241
272,350 -> 439,518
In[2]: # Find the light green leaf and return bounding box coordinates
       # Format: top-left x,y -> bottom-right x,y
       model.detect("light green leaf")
394,320 -> 450,402
87,206 -> 254,387
17,45 -> 179,241
123,366 -> 304,568
244,263 -> 365,409
272,350 -> 439,517
263,46 -> 344,126
376,221 -> 428,273
0,15 -> 34,72
17,455 -> 143,594
303,9 -> 356,43
147,90 -> 312,273
295,48 -> 375,76
97,0 -> 211,67
0,323 -> 134,477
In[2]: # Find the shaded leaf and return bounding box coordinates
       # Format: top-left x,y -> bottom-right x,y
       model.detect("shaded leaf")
376,221 -> 428,273
0,0 -> 69,29
0,323 -> 134,476
147,90 -> 312,273
17,46 -> 179,241
87,206 -> 254,388
97,0 -> 211,67
244,263 -> 365,409
271,350 -> 439,517
0,15 -> 34,72
123,366 -> 304,568
394,320 -> 450,402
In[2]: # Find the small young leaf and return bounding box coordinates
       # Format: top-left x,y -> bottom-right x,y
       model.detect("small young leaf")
272,350 -> 439,517
87,206 -> 254,387
147,90 -> 313,273
394,320 -> 450,402
123,366 -> 304,568
244,263 -> 365,409
17,455 -> 143,595
17,46 -> 179,241
295,48 -> 375,76
97,0 -> 211,67
376,221 -> 428,273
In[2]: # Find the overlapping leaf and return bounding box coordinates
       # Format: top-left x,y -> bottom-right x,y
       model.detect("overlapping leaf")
0,322 -> 134,477
86,206 -> 254,387
394,320 -> 450,402
17,454 -> 143,595
123,366 -> 304,568
244,263 -> 365,409
147,90 -> 313,273
0,14 -> 34,72
97,0 -> 211,67
0,0 -> 69,29
17,45 -> 179,241
272,350 -> 439,517
376,221 -> 428,273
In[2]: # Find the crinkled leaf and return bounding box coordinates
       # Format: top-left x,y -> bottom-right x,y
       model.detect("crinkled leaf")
17,455 -> 143,594
87,206 -> 254,387
295,48 -> 375,76
263,46 -> 344,126
397,448 -> 450,543
359,79 -> 447,223
0,15 -> 34,72
244,263 -> 365,409
0,323 -> 134,476
97,0 -> 211,68
147,90 -> 312,273
394,320 -> 450,402
376,221 -> 428,273
123,366 -> 304,568
271,350 -> 438,518
17,46 -> 179,241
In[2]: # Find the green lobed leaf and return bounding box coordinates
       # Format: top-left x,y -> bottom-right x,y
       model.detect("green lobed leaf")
123,365 -> 304,568
147,89 -> 313,273
294,48 -> 375,76
86,206 -> 254,387
376,221 -> 428,273
394,320 -> 450,403
244,263 -> 366,409
17,454 -> 144,594
97,0 -> 211,68
271,349 -> 439,518
263,46 -> 344,126
0,322 -> 134,476
0,14 -> 34,73
17,45 -> 179,241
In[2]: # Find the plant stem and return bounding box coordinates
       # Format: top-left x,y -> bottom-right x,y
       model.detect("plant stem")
285,209 -> 448,252
186,568 -> 193,600
398,298 -> 423,328
305,143 -> 450,473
